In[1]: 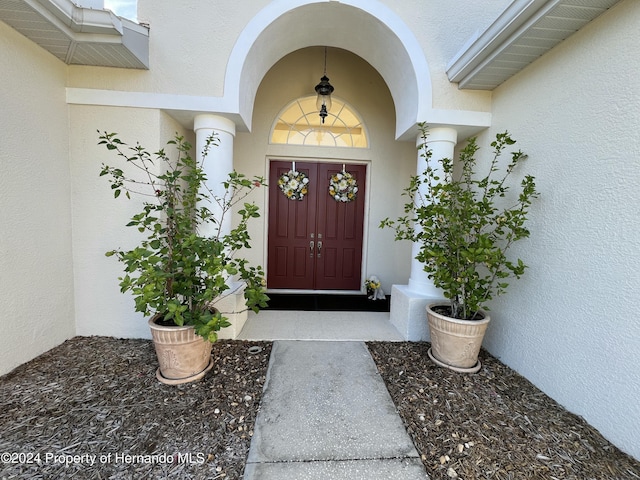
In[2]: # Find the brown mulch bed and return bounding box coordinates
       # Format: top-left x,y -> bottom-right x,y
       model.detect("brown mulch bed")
367,341 -> 640,480
2,337 -> 640,480
0,337 -> 272,479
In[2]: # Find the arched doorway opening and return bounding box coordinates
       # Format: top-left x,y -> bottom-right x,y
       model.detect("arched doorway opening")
234,45 -> 416,295
225,0 -> 432,139
226,0 -> 434,297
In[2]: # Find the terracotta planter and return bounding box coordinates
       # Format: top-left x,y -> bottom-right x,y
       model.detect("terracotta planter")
426,303 -> 490,374
148,315 -> 214,385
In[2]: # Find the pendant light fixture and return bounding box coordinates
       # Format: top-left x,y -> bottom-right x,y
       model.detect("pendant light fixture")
314,47 -> 334,124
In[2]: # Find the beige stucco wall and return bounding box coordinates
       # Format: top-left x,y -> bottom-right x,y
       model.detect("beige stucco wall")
0,22 -> 75,375
384,0 -> 509,111
475,0 -> 640,459
69,106 -> 191,340
235,47 -> 416,292
67,0 -> 501,115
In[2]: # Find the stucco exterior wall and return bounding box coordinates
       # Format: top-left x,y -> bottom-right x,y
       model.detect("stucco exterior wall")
476,0 -> 640,459
0,22 -> 75,375
235,47 -> 416,293
385,0 -> 509,111
69,106 -> 191,340
67,0 -> 501,116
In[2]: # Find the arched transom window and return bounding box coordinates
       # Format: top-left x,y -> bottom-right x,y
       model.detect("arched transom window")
271,96 -> 368,148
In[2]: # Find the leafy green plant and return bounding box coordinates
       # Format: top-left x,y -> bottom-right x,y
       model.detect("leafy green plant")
99,131 -> 269,341
380,124 -> 538,320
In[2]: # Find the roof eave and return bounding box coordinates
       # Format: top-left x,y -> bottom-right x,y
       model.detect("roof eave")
0,0 -> 149,69
446,0 -> 622,90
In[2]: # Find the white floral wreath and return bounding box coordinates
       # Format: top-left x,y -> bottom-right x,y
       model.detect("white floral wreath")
278,170 -> 309,200
329,170 -> 358,202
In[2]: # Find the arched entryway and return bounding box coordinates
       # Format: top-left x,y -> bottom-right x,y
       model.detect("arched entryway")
234,45 -> 411,294
224,0 -> 432,139
219,1 -> 434,298
192,0 -> 490,332
198,1 -> 489,296
216,0 -> 435,296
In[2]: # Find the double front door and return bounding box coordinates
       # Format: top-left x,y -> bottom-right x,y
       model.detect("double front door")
267,160 -> 366,290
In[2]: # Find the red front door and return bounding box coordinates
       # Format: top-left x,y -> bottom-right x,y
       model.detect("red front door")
267,161 -> 366,290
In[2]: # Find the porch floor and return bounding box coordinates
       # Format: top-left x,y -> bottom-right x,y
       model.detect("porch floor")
238,310 -> 404,341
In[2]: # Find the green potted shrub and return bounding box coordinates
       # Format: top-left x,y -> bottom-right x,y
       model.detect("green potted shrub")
381,123 -> 538,372
99,131 -> 268,384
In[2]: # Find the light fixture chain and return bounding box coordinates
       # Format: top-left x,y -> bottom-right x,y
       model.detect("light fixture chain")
324,46 -> 327,75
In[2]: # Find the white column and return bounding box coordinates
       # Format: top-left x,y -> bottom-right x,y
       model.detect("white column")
407,127 -> 458,294
390,126 -> 458,341
194,114 -> 236,239
194,114 -> 249,339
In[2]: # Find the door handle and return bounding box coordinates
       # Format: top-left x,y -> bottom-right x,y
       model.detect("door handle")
317,241 -> 322,258
310,241 -> 314,257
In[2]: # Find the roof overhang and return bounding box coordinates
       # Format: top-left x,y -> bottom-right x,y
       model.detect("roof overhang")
447,0 -> 621,90
0,0 -> 148,68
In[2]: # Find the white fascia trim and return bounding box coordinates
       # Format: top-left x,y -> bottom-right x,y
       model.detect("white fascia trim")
26,0 -> 149,67
66,88 -> 236,112
426,108 -> 492,128
31,0 -> 123,35
446,0 -> 561,86
66,88 -> 243,127
397,108 -> 492,142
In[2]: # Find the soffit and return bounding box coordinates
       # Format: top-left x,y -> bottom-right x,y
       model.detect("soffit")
0,0 -> 148,68
447,0 -> 622,90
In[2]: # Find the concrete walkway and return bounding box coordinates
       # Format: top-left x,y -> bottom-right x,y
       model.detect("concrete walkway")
243,340 -> 428,479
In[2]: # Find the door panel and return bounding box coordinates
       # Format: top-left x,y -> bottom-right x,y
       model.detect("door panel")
267,161 -> 365,290
267,161 -> 317,289
315,163 -> 366,290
